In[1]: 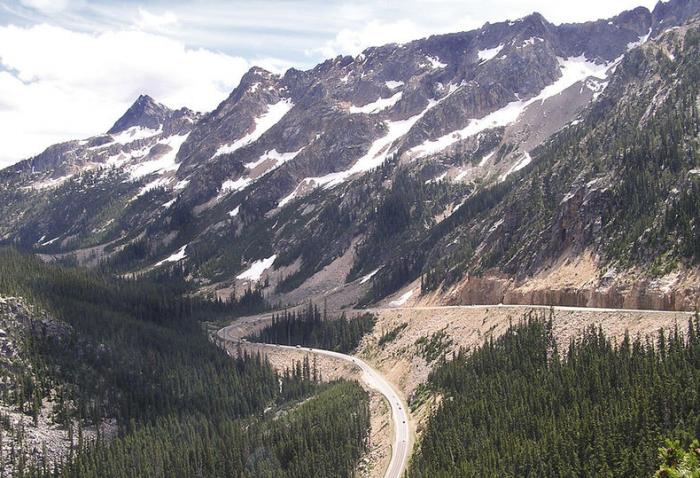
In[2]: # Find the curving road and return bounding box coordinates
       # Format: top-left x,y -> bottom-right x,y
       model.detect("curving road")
215,303 -> 690,477
216,322 -> 411,478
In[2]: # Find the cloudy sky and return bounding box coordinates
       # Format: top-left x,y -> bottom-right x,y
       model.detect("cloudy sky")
0,0 -> 660,169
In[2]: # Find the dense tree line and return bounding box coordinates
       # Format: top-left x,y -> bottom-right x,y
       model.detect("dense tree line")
23,379 -> 369,478
249,304 -> 376,354
409,311 -> 700,478
0,247 -> 371,477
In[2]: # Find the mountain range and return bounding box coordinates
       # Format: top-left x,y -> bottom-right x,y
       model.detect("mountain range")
2,0 -> 700,313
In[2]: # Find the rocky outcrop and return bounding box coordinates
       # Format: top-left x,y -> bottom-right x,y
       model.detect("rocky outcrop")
652,0 -> 700,33
107,94 -> 173,134
0,297 -> 71,372
449,266 -> 700,312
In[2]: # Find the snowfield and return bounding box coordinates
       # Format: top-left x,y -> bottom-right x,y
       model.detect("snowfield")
478,44 -> 504,62
155,244 -> 188,266
408,55 -> 616,160
246,148 -> 302,170
237,255 -> 277,282
349,91 -> 403,114
213,99 -> 294,158
129,133 -> 190,179
111,126 -> 162,145
389,290 -> 414,308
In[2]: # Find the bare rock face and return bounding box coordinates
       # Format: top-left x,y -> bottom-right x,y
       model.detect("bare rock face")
558,7 -> 653,61
0,297 -> 71,367
107,94 -> 173,134
652,0 -> 700,33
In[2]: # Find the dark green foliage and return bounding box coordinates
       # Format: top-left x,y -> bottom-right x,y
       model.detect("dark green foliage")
249,304 -> 376,353
30,380 -> 369,478
409,312 -> 700,478
229,285 -> 269,317
378,322 -> 407,347
348,165 -> 470,295
654,439 -> 700,477
376,187 -> 412,240
0,247 -> 278,426
414,327 -> 453,363
664,178 -> 700,263
0,247 -> 371,477
274,193 -> 359,294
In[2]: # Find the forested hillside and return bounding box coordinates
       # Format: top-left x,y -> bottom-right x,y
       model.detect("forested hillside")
0,247 -> 370,477
409,312 -> 700,477
249,304 -> 376,353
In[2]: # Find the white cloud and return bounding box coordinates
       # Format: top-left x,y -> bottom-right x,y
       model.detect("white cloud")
19,0 -> 68,14
312,19 -> 420,58
0,24 -> 252,168
308,15 -> 480,58
136,8 -> 178,31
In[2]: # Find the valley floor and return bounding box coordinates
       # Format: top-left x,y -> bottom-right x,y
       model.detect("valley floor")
224,303 -> 693,477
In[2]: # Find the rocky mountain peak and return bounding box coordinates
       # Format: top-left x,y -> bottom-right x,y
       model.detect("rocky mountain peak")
239,67 -> 279,88
107,94 -> 173,135
652,0 -> 700,31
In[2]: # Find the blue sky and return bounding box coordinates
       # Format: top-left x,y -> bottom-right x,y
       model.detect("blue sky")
0,0 -> 660,168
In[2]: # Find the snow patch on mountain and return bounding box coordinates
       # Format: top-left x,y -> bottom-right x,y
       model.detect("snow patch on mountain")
408,55 -> 615,159
129,133 -> 189,179
278,182 -> 306,208
539,55 -> 612,101
173,179 -> 189,190
155,244 -> 187,266
479,151 -> 496,167
389,289 -> 414,307
246,148 -> 302,170
324,103 -> 438,186
454,169 -> 469,181
111,126 -> 162,145
280,94 -> 457,205
360,268 -> 380,284
228,205 -> 240,217
426,172 -> 447,184
385,80 -> 404,89
237,255 -> 277,282
627,28 -> 652,50
349,91 -> 403,114
107,144 -> 152,169
220,177 -> 252,195
478,44 -> 504,62
40,236 -> 60,246
213,99 -> 294,158
408,101 -> 526,158
281,111 -> 430,200
31,175 -> 73,190
520,37 -> 542,48
499,152 -> 532,182
425,56 -> 447,69
138,177 -> 172,196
